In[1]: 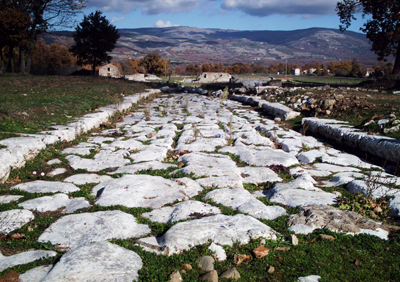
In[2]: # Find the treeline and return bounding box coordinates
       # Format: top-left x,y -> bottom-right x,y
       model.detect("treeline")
1,39 -> 394,78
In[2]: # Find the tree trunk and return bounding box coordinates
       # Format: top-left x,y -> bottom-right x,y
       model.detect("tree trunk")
7,45 -> 14,73
0,47 -> 4,72
19,46 -> 25,73
26,39 -> 35,74
392,43 -> 400,78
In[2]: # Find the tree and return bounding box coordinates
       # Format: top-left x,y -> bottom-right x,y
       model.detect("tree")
1,0 -> 86,73
0,2 -> 30,72
139,53 -> 169,75
336,0 -> 400,77
70,11 -> 120,75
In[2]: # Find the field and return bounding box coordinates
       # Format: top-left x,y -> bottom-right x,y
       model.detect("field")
0,75 -> 150,140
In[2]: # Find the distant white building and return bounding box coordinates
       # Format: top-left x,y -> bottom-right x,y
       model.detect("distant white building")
291,68 -> 301,76
99,64 -> 122,78
195,72 -> 232,83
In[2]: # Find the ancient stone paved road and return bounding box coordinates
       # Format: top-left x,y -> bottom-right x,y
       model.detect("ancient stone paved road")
1,93 -> 399,281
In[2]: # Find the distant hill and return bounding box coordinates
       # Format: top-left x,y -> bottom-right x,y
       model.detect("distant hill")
43,26 -> 377,66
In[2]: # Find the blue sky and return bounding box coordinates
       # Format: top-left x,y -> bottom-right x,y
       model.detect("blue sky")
76,0 -> 366,33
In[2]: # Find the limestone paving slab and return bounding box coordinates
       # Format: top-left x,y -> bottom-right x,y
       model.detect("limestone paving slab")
93,175 -> 203,209
220,144 -> 299,167
177,152 -> 242,178
141,200 -> 221,223
0,209 -> 34,234
18,193 -> 90,214
63,173 -> 113,185
137,214 -> 278,255
12,180 -> 80,193
288,205 -> 389,240
110,161 -> 177,175
130,145 -> 168,163
0,195 -> 23,204
346,180 -> 398,199
38,210 -> 151,249
0,250 -> 57,272
196,176 -> 244,189
239,166 -> 282,183
39,241 -> 143,282
19,265 -> 53,282
205,188 -> 287,220
66,148 -> 130,172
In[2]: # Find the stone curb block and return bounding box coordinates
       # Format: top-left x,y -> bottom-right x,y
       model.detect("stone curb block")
302,117 -> 400,164
0,89 -> 160,183
230,94 -> 300,120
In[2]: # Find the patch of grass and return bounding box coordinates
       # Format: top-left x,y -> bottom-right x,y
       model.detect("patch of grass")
223,152 -> 247,167
0,75 -> 150,138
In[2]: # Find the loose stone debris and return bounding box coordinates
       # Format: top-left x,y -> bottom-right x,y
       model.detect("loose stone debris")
0,90 -> 399,280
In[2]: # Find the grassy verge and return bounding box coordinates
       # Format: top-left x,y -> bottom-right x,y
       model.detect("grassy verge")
0,75 -> 150,138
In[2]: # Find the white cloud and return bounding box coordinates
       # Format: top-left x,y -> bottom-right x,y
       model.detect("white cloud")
221,0 -> 339,16
87,0 -> 210,14
111,17 -> 125,23
154,20 -> 180,28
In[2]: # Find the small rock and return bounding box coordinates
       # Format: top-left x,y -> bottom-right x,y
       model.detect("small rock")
267,265 -> 275,274
181,263 -> 192,270
233,254 -> 247,266
47,168 -> 67,177
298,275 -> 321,282
197,256 -> 214,273
260,238 -> 266,245
325,110 -> 331,115
274,117 -> 281,123
146,131 -> 157,138
377,119 -> 389,126
200,270 -> 218,282
252,246 -> 270,258
275,247 -> 290,251
290,234 -> 299,246
319,234 -> 335,241
219,267 -> 240,280
168,270 -> 182,282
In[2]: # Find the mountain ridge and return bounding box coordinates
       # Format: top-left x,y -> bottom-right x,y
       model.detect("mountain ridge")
44,26 -> 377,66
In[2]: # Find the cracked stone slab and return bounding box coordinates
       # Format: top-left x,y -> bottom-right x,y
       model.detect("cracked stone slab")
0,209 -> 34,234
321,172 -> 365,187
0,250 -> 57,272
176,138 -> 227,153
39,241 -> 143,282
66,149 -> 130,172
176,152 -> 241,178
297,149 -> 328,164
346,180 -> 398,199
61,147 -> 92,156
12,180 -> 80,193
254,174 -> 337,207
196,176 -> 244,189
288,205 -> 389,240
109,138 -> 144,151
0,195 -> 23,204
18,193 -> 90,214
220,144 -> 299,167
205,188 -> 287,220
141,200 -> 221,223
38,210 -> 151,249
63,173 -> 113,185
130,145 -> 168,162
137,214 -> 278,255
47,168 -> 67,177
19,265 -> 53,282
321,153 -> 378,170
110,161 -> 177,175
93,175 -> 202,209
239,167 -> 282,183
